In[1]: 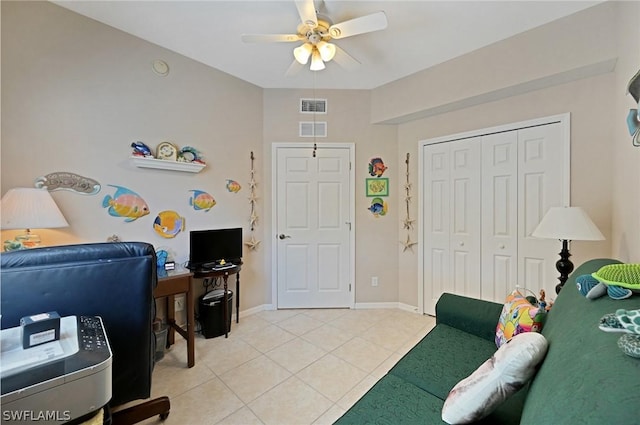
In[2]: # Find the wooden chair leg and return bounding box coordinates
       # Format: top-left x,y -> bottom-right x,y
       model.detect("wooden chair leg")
111,396 -> 170,425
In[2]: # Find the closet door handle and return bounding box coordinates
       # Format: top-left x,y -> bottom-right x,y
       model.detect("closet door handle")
458,241 -> 464,247
499,244 -> 505,249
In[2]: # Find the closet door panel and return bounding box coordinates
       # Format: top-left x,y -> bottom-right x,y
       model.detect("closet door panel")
423,144 -> 451,314
518,123 -> 566,296
481,132 -> 518,302
450,139 -> 482,299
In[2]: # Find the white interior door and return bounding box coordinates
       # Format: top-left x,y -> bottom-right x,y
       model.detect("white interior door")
274,145 -> 353,308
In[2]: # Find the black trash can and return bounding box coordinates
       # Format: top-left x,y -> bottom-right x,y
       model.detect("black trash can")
198,289 -> 233,338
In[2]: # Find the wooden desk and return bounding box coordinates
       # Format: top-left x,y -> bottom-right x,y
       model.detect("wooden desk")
193,264 -> 241,338
154,269 -> 195,368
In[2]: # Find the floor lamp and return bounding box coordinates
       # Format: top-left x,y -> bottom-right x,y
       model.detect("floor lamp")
532,206 -> 604,294
0,188 -> 69,250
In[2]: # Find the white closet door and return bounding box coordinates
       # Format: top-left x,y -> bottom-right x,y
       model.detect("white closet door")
450,139 -> 482,299
420,115 -> 569,314
423,139 -> 481,314
517,124 -> 566,296
423,143 -> 451,314
481,131 -> 518,302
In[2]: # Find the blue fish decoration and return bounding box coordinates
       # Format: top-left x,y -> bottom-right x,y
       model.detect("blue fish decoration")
368,197 -> 387,217
131,141 -> 152,157
102,185 -> 150,222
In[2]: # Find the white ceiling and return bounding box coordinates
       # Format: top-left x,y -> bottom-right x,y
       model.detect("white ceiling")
53,0 -> 602,90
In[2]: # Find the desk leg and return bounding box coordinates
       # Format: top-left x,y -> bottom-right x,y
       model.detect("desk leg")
166,295 -> 176,346
223,275 -> 229,338
186,281 -> 195,368
236,272 -> 240,324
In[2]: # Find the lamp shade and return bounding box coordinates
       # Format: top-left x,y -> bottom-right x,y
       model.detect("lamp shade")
309,49 -> 325,71
0,188 -> 69,230
531,206 -> 604,241
293,43 -> 313,65
316,41 -> 336,62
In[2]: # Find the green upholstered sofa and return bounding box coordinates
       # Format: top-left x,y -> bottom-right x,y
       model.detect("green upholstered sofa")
336,259 -> 640,424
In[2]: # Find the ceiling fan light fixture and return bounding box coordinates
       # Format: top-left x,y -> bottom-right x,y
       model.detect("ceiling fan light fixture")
310,49 -> 325,71
293,43 -> 313,65
316,41 -> 336,62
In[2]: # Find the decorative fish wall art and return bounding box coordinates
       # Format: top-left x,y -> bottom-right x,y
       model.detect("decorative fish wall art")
102,185 -> 150,222
368,197 -> 388,217
368,157 -> 388,177
189,190 -> 216,212
226,179 -> 241,193
153,210 -> 185,238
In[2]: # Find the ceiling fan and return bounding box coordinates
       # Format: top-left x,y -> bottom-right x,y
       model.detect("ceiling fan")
241,0 -> 388,73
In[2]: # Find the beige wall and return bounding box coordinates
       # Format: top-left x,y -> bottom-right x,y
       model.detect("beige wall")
1,1 -> 266,310
612,1 -> 640,262
371,1 -> 639,306
395,74 -> 615,306
262,89 -> 398,305
2,1 -> 638,313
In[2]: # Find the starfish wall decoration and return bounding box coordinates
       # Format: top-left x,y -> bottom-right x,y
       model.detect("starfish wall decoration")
401,234 -> 418,252
246,151 -> 261,250
402,153 -> 417,252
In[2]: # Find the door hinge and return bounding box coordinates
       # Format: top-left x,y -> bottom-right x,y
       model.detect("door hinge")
345,221 -> 351,231
349,284 -> 352,292
349,161 -> 352,170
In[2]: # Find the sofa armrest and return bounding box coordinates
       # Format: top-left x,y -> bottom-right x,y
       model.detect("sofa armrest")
435,293 -> 503,343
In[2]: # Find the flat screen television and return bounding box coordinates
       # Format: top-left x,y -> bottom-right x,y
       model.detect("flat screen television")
188,227 -> 243,269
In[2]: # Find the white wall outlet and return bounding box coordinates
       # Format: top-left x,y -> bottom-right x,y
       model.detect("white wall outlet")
175,296 -> 185,312
371,276 -> 379,287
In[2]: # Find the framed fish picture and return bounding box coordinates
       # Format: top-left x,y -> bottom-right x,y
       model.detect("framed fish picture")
366,178 -> 389,197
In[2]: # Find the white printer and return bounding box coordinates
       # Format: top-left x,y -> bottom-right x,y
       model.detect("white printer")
1,316 -> 112,424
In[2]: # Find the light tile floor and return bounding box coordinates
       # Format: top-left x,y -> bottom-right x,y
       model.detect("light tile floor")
137,308 -> 435,425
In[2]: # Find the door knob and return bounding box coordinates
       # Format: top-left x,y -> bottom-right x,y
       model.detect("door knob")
499,244 -> 505,249
459,241 -> 464,247
278,234 -> 291,240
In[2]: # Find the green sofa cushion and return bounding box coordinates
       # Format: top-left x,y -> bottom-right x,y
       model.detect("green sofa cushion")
334,374 -> 446,425
389,324 -> 498,399
521,258 -> 640,425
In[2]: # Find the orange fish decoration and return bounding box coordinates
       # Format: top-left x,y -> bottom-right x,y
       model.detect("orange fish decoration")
189,190 -> 216,212
226,179 -> 241,193
368,157 -> 388,177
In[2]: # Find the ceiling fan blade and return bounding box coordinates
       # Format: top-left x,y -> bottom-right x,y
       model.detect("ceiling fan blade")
241,34 -> 302,43
295,0 -> 318,28
332,45 -> 360,71
328,11 -> 388,39
285,60 -> 304,76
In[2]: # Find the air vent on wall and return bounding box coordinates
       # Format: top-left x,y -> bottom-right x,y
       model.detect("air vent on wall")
299,121 -> 327,138
300,98 -> 327,114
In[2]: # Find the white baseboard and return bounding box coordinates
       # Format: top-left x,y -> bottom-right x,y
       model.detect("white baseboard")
238,303 -> 420,316
354,302 -> 420,313
398,302 -> 420,313
239,304 -> 274,318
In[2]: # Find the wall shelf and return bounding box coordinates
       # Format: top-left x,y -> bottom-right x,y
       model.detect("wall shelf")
130,157 -> 205,173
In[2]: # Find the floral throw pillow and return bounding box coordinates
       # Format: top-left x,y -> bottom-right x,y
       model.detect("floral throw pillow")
495,290 -> 546,348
